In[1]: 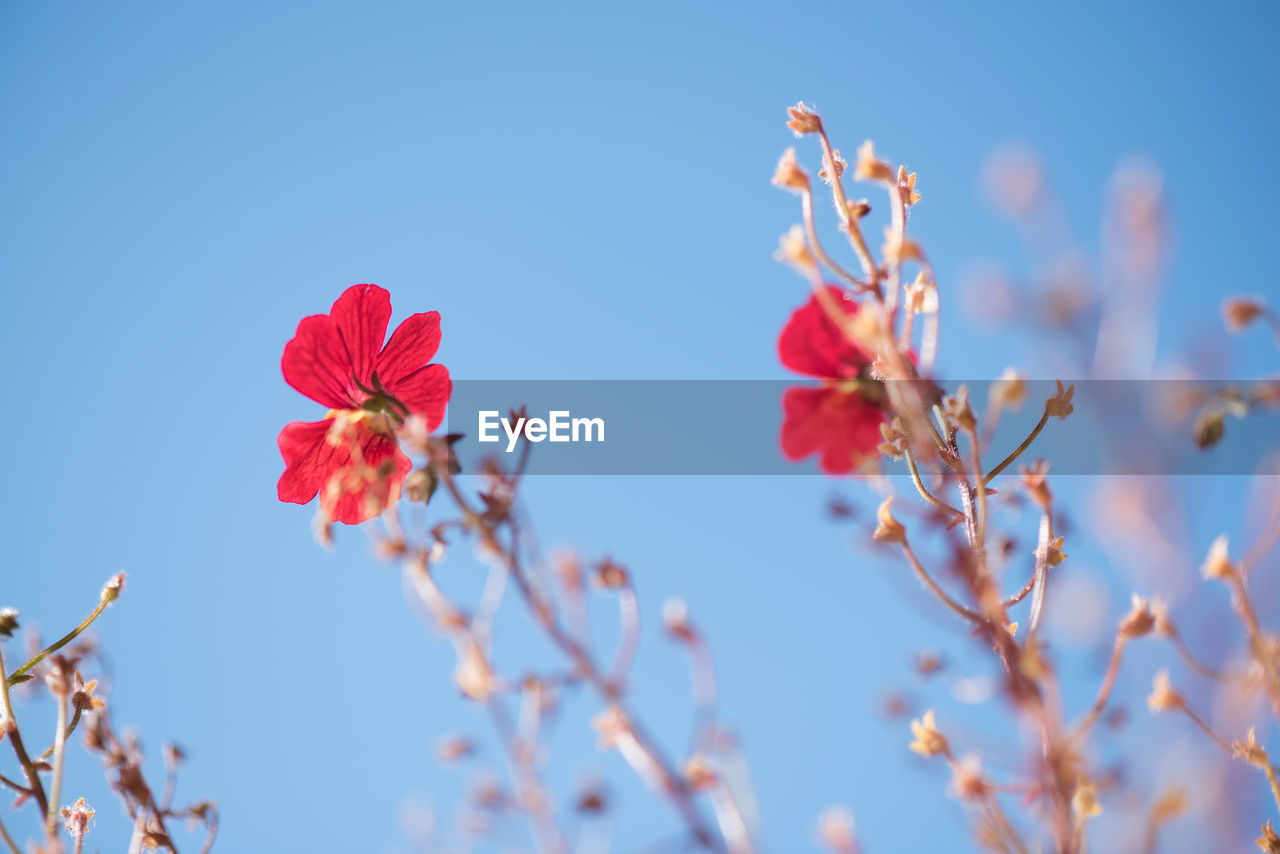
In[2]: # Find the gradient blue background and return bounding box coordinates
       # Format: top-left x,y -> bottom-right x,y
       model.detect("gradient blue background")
3,2 -> 1279,852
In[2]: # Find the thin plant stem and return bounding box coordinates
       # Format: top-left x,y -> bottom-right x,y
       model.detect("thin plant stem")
1178,703 -> 1232,754
980,793 -> 1029,854
198,808 -> 219,854
1002,570 -> 1036,608
487,697 -> 569,854
800,189 -> 871,291
608,588 -> 641,688
899,540 -> 983,624
964,425 -> 989,552
814,125 -> 878,284
0,647 -> 49,814
36,707 -> 84,762
884,183 -> 906,320
0,772 -> 29,795
1073,637 -> 1126,736
1165,628 -> 1244,682
46,693 -> 68,838
1226,573 -> 1280,713
1242,483 -> 1280,575
1028,512 -> 1053,636
705,778 -> 755,854
436,467 -> 724,851
0,812 -> 19,854
983,409 -> 1050,486
6,596 -> 112,687
904,449 -> 962,517
1259,759 -> 1280,816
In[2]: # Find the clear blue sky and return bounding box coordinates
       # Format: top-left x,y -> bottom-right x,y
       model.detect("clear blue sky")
2,2 -> 1278,852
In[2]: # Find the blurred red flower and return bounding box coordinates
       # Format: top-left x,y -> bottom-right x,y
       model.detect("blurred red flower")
778,286 -> 886,474
277,284 -> 451,523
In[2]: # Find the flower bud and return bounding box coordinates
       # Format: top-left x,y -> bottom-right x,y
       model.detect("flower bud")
1259,819 -> 1280,854
873,498 -> 906,544
854,141 -> 892,183
785,102 -> 822,136
1231,727 -> 1269,769
898,165 -> 922,205
1147,669 -> 1183,713
1222,296 -> 1266,332
816,807 -> 859,854
819,150 -> 847,184
1200,535 -> 1235,582
0,608 -> 18,640
1072,782 -> 1102,819
1118,594 -> 1154,639
989,368 -> 1027,412
772,148 -> 811,195
775,225 -> 819,277
662,597 -> 695,643
592,558 -> 630,590
100,573 -> 125,604
1192,410 -> 1226,449
60,797 -> 95,839
682,755 -> 716,791
908,709 -> 948,757
406,467 -> 438,504
949,754 -> 987,800
1045,380 -> 1075,420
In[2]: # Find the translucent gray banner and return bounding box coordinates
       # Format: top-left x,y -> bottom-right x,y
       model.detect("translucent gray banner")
442,380 -> 1279,475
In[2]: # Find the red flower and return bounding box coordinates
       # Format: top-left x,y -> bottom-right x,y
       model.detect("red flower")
278,284 -> 451,524
778,286 -> 886,474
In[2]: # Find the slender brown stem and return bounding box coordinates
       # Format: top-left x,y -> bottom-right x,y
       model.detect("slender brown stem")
488,696 -> 569,854
1073,637 -> 1126,736
6,596 -> 111,687
1242,483 -> 1280,575
814,126 -> 878,284
1002,570 -> 1037,608
1166,628 -> 1244,682
0,811 -> 19,854
437,467 -> 723,851
0,772 -> 30,795
899,541 -> 983,623
801,189 -> 871,290
198,808 -> 219,854
36,707 -> 83,763
0,647 -> 49,814
1178,703 -> 1232,754
1258,757 -> 1280,816
1226,573 -> 1280,713
979,793 -> 1030,854
904,449 -> 962,518
983,409 -> 1050,486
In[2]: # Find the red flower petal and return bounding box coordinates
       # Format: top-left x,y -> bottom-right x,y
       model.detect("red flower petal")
330,284 -> 392,389
780,385 -> 886,474
319,433 -> 412,525
277,417 -> 413,524
281,315 -> 360,410
375,311 -> 442,385
386,363 -> 451,430
277,419 -> 347,505
778,286 -> 872,379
